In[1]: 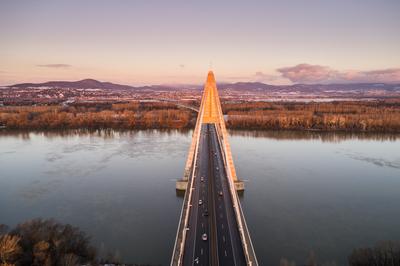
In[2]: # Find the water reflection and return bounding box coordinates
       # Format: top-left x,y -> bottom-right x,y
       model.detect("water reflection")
229,129 -> 400,142
0,128 -> 192,140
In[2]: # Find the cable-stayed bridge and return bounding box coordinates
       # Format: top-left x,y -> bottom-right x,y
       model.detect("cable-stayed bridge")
171,71 -> 258,266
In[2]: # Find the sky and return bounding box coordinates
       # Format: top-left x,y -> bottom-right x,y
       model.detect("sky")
0,0 -> 399,85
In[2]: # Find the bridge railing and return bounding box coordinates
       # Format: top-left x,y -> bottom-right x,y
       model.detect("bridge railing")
156,98 -> 199,112
170,158 -> 195,265
214,125 -> 259,266
171,102 -> 205,266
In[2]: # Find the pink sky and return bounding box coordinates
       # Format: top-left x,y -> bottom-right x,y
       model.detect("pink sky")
1,1 -> 399,85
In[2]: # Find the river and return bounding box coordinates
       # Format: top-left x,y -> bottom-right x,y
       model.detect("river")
0,130 -> 399,265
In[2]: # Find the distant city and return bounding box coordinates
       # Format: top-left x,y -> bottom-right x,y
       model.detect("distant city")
1,79 -> 400,106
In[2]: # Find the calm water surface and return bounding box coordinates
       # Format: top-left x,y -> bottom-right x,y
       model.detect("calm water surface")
0,130 -> 399,265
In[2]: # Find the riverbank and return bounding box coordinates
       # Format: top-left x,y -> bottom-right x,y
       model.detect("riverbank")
1,100 -> 400,133
224,100 -> 400,132
0,102 -> 196,130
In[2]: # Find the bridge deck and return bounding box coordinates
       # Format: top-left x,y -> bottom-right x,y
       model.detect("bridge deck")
182,124 -> 246,265
172,71 -> 258,266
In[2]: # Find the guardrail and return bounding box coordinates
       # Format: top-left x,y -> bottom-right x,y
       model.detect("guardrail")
214,124 -> 259,266
171,101 -> 205,266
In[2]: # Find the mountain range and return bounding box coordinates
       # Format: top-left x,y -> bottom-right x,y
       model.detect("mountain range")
9,79 -> 400,93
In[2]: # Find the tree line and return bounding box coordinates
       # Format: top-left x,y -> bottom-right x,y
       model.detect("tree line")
0,102 -> 195,130
223,100 -> 400,132
0,219 -> 161,266
1,100 -> 400,132
279,241 -> 400,266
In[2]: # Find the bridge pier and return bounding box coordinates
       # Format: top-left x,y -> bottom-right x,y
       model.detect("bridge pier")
175,179 -> 188,191
234,180 -> 245,191
176,179 -> 244,191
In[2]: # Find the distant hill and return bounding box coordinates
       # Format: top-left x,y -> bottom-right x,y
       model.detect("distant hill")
10,79 -> 138,90
218,82 -> 400,92
9,79 -> 400,93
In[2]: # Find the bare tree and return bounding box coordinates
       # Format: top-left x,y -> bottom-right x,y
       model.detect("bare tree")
348,241 -> 400,266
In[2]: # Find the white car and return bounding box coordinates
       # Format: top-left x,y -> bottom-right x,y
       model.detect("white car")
199,199 -> 203,205
202,233 -> 208,241
200,176 -> 204,182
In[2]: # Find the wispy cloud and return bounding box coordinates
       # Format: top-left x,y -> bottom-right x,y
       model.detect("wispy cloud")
37,64 -> 72,69
228,71 -> 278,83
356,69 -> 400,83
277,64 -> 400,84
254,71 -> 278,82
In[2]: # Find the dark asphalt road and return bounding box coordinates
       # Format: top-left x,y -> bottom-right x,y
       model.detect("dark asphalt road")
182,124 -> 246,266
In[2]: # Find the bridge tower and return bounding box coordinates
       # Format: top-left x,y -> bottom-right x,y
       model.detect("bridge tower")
176,71 -> 244,191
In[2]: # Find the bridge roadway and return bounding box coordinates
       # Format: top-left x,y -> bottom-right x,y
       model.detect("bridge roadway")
183,123 -> 246,265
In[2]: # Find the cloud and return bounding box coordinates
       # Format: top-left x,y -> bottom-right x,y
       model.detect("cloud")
277,64 -> 400,84
355,69 -> 400,83
179,64 -> 185,69
37,64 -> 71,68
277,64 -> 338,83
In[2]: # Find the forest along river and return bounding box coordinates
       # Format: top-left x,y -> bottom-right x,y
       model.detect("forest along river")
0,130 -> 399,265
